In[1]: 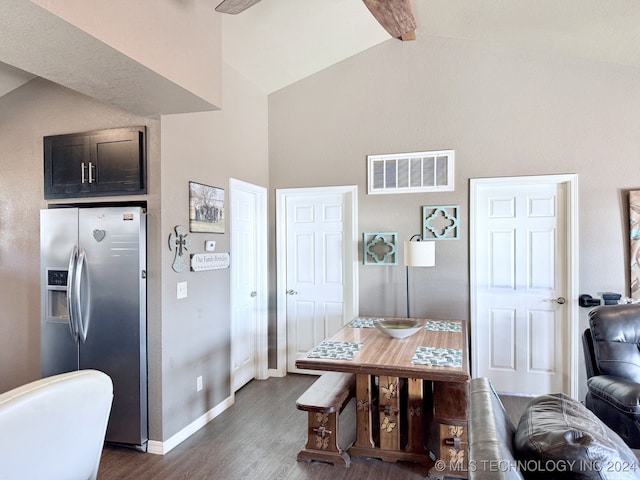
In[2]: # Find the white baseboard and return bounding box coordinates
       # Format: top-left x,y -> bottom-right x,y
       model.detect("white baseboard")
268,368 -> 285,378
147,394 -> 235,455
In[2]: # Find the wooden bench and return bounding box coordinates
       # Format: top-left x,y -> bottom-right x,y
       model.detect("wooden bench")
296,372 -> 355,467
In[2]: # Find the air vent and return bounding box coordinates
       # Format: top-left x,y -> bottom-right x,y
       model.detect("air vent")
367,150 -> 455,195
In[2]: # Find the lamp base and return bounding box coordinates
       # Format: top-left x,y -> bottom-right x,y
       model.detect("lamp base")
406,265 -> 411,318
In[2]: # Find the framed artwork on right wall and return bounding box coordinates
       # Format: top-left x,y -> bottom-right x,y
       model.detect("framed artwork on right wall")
630,190 -> 640,301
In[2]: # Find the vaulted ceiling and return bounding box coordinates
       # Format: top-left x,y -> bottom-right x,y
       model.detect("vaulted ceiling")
2,0 -> 640,99
0,60 -> 35,98
222,0 -> 640,94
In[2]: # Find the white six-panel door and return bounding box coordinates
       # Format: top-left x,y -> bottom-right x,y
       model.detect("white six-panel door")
471,176 -> 578,396
286,192 -> 346,373
230,179 -> 267,392
276,186 -> 358,376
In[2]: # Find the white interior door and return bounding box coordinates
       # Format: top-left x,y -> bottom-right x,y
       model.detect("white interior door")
470,175 -> 578,396
276,186 -> 359,375
230,179 -> 267,392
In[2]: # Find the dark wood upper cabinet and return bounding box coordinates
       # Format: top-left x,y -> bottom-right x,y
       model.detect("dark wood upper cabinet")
44,127 -> 147,199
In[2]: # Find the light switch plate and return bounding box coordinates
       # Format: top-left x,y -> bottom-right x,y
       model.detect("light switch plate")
177,281 -> 188,299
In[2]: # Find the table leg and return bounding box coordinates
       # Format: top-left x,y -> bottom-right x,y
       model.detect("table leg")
353,374 -> 374,449
378,375 -> 400,451
428,381 -> 469,479
405,378 -> 425,454
348,375 -> 431,466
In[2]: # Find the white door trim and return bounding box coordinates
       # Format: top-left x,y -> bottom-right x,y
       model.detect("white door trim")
469,174 -> 579,397
274,185 -> 359,377
229,178 -> 268,383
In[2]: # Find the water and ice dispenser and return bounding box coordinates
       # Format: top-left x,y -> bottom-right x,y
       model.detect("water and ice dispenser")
45,269 -> 69,322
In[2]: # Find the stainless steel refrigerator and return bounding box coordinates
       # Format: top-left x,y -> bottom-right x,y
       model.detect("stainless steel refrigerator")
40,206 -> 147,450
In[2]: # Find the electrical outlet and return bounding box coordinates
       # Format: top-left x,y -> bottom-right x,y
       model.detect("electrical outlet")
196,376 -> 203,392
177,281 -> 188,299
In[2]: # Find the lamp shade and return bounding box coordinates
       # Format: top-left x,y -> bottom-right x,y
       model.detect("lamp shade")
404,240 -> 435,267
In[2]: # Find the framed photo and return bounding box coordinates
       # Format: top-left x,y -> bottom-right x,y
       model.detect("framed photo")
189,181 -> 225,233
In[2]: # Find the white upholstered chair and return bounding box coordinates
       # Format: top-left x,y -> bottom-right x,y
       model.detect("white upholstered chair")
0,370 -> 113,480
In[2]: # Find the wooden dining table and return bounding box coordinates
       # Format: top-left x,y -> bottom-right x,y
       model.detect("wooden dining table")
295,316 -> 470,478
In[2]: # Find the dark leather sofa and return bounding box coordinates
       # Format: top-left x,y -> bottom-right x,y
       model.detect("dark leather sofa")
468,376 -> 639,480
583,304 -> 640,448
468,377 -> 523,480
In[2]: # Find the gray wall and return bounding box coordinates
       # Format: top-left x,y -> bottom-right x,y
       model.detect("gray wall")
0,62 -> 268,445
0,79 -> 160,394
4,9 -> 640,448
158,63 -> 268,440
269,35 -> 640,395
0,0 -> 271,450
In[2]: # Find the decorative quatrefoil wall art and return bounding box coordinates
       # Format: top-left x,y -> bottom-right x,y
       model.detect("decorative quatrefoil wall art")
168,225 -> 191,273
363,232 -> 398,265
422,205 -> 460,240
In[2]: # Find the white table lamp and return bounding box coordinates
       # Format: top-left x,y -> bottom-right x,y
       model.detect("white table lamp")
404,237 -> 435,318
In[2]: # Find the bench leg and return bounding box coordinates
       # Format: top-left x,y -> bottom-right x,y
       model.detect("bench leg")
297,410 -> 351,467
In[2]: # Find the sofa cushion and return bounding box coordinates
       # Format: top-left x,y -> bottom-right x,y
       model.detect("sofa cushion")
514,392 -> 638,479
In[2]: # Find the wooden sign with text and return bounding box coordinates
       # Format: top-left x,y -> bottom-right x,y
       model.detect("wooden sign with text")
190,252 -> 230,271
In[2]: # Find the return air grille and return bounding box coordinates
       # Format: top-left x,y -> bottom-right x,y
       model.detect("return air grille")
367,150 -> 455,195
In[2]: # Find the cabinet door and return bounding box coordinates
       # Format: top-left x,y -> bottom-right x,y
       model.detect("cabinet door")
44,134 -> 91,198
91,128 -> 146,195
44,127 -> 146,199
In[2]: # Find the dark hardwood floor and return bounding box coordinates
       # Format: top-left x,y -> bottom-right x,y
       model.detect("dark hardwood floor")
98,374 -> 433,480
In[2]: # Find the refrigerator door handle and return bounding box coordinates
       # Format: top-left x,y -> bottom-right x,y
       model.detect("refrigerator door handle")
75,248 -> 90,343
66,246 -> 79,342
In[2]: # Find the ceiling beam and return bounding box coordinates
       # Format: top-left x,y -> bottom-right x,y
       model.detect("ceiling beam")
362,0 -> 416,41
215,0 -> 262,15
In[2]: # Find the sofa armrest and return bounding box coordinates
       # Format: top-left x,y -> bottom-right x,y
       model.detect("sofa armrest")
469,377 -> 524,480
587,374 -> 640,415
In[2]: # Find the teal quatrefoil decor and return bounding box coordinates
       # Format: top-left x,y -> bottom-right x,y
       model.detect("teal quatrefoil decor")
363,232 -> 398,266
422,205 -> 460,240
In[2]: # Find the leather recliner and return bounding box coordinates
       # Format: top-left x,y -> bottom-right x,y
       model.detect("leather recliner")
583,304 -> 640,448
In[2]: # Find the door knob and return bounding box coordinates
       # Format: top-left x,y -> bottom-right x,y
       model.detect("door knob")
286,289 -> 298,295
551,297 -> 566,304
250,291 -> 257,297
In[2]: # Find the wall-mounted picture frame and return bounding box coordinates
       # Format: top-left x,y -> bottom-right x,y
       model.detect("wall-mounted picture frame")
189,181 -> 225,234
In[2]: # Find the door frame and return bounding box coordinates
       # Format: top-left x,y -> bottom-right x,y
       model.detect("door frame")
274,185 -> 359,377
229,178 -> 268,384
469,174 -> 579,397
